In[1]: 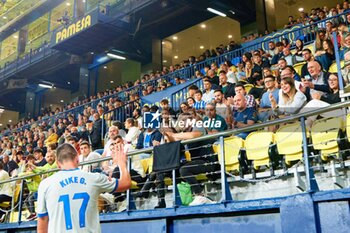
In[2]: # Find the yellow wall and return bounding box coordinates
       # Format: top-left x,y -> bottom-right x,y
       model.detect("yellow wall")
97,59 -> 141,92
1,32 -> 18,60
0,109 -> 19,130
42,88 -> 72,109
163,16 -> 241,64
273,0 -> 340,29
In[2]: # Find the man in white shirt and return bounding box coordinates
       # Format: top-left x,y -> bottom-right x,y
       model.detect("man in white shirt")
202,79 -> 215,103
79,141 -> 101,172
37,143 -> 131,233
282,47 -> 294,66
101,126 -> 119,158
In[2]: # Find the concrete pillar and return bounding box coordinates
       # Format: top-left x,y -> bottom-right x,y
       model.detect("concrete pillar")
17,29 -> 28,55
152,36 -> 162,72
255,0 -> 277,33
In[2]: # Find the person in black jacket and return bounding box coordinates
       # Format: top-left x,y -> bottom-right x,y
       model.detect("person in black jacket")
219,70 -> 235,99
2,154 -> 18,176
89,113 -> 103,150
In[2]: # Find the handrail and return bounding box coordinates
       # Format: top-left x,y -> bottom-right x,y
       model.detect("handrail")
1,99 -> 349,185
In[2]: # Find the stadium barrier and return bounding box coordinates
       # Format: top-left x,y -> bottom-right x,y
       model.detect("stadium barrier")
0,100 -> 349,223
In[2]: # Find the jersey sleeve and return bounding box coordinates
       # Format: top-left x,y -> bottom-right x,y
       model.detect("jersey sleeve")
94,173 -> 118,193
37,180 -> 48,218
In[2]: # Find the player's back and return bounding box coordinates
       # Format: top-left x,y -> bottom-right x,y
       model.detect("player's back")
37,168 -> 117,233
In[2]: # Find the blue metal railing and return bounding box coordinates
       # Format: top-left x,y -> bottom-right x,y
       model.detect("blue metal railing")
170,78 -> 204,110
0,100 -> 349,225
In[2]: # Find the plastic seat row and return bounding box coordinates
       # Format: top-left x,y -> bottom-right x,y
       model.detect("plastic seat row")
216,115 -> 348,175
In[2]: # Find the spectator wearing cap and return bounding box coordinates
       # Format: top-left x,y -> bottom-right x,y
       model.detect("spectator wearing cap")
79,141 -> 101,172
34,148 -> 47,167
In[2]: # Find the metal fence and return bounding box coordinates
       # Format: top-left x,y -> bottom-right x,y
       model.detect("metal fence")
0,100 -> 349,223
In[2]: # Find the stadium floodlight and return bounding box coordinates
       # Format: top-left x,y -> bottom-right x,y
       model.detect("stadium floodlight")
207,7 -> 226,17
107,52 -> 126,60
39,83 -> 53,89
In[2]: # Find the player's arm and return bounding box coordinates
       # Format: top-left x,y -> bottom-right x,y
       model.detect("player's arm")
113,144 -> 131,192
37,216 -> 48,233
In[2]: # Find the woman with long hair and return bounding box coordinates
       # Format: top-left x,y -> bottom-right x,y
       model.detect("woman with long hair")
315,39 -> 335,71
293,39 -> 304,62
301,73 -> 342,127
270,77 -> 307,115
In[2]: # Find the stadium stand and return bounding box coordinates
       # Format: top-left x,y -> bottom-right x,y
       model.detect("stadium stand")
1,1 -> 350,232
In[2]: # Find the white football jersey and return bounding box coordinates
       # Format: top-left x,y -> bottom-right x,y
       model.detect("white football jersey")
37,168 -> 117,233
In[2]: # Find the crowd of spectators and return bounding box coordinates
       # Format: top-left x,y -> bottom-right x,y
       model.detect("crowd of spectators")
0,0 -> 349,221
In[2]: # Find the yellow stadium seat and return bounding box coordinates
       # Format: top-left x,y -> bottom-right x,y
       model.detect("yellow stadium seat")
293,62 -> 306,76
328,61 -> 344,73
217,136 -> 243,172
140,158 -> 150,174
3,182 -> 23,223
311,117 -> 344,161
275,122 -> 304,165
346,114 -> 350,141
244,84 -> 254,94
245,131 -> 274,170
304,44 -> 315,54
131,181 -> 139,189
184,151 -> 191,161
